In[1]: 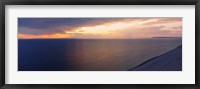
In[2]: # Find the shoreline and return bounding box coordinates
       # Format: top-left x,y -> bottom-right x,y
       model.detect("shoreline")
128,45 -> 182,71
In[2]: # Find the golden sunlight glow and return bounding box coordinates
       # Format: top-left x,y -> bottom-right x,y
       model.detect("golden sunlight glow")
65,20 -> 155,35
18,34 -> 72,39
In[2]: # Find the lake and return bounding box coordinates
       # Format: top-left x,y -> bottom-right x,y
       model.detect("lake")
18,38 -> 182,71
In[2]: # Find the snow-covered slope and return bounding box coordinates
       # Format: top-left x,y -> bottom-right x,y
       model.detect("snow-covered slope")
130,45 -> 182,71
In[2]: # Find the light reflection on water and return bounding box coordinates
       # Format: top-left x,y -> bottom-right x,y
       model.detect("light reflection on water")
18,38 -> 182,71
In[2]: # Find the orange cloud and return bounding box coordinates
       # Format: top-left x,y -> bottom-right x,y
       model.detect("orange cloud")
64,18 -> 182,38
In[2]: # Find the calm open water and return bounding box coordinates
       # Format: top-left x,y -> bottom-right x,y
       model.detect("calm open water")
18,38 -> 182,71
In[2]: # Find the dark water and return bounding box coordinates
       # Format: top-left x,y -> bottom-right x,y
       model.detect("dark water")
18,38 -> 182,71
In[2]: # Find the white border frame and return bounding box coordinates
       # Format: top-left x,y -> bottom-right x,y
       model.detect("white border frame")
5,5 -> 195,84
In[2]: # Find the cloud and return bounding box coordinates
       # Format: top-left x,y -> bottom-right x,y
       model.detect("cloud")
143,18 -> 182,26
18,18 -> 182,39
18,18 -> 130,34
18,18 -> 162,35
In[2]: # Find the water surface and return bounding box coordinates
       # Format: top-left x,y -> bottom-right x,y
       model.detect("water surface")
18,38 -> 182,71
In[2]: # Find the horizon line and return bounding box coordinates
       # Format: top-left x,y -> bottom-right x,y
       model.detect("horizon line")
18,37 -> 182,40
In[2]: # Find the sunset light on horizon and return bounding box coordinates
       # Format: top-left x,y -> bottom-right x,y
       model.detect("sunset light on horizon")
18,18 -> 182,39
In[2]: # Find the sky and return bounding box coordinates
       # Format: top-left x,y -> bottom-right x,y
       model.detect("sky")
18,18 -> 182,39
